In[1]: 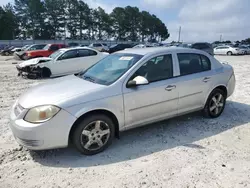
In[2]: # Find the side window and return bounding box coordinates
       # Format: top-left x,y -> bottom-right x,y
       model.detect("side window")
200,55 -> 211,71
132,54 -> 173,83
78,49 -> 89,57
177,53 -> 210,76
59,50 -> 78,60
88,50 -> 97,56
50,45 -> 59,51
93,43 -> 101,47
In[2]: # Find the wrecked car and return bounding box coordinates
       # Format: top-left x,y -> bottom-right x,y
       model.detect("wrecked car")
16,47 -> 108,78
14,44 -> 46,60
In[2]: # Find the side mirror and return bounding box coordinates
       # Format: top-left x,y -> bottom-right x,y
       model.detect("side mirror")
127,76 -> 149,88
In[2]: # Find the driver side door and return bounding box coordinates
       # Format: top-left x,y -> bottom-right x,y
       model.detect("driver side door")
123,54 -> 179,129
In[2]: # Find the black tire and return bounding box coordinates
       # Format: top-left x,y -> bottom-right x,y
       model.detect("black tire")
227,51 -> 232,56
72,114 -> 115,155
41,67 -> 51,78
203,89 -> 226,118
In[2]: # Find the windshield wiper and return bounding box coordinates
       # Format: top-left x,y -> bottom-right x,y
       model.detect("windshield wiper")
83,75 -> 96,83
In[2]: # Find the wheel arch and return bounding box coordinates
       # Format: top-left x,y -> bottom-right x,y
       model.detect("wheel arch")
69,109 -> 120,144
204,85 -> 228,106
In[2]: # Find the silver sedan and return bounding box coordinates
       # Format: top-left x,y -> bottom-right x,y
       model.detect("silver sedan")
10,47 -> 236,155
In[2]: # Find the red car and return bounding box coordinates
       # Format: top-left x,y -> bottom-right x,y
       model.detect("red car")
24,44 -> 66,59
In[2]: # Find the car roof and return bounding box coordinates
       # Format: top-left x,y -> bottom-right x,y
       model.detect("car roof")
117,46 -> 204,55
62,46 -> 99,52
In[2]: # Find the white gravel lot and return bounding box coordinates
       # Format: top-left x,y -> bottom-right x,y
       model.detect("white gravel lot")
0,55 -> 250,188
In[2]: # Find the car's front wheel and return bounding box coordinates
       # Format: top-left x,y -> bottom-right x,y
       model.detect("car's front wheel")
72,114 -> 115,155
203,89 -> 226,118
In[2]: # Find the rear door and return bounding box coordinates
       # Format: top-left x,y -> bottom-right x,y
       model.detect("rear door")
50,49 -> 78,76
73,49 -> 101,73
175,53 -> 213,114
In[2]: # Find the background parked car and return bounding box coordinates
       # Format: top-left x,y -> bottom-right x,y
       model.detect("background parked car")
89,43 -> 109,52
190,42 -> 214,55
0,46 -> 15,56
239,46 -> 250,54
16,47 -> 108,78
214,46 -> 244,55
23,43 -> 66,59
108,43 -> 133,53
14,44 -> 46,60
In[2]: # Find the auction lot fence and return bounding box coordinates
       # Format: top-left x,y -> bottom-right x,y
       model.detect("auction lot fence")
0,40 -> 137,47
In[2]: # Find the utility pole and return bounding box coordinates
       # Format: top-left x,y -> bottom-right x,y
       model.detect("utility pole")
220,34 -> 222,42
178,26 -> 181,42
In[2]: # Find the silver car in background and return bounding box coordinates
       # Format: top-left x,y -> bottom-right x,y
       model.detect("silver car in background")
214,45 -> 244,55
9,47 -> 235,155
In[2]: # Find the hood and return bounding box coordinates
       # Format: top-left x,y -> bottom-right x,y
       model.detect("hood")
18,57 -> 52,67
18,75 -> 106,108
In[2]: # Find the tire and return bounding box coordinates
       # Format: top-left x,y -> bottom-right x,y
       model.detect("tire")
227,51 -> 232,56
4,52 -> 9,56
72,114 -> 115,155
41,67 -> 51,78
244,51 -> 247,55
203,89 -> 226,118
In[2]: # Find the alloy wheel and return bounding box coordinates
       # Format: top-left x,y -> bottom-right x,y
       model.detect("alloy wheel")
209,93 -> 224,116
80,120 -> 110,151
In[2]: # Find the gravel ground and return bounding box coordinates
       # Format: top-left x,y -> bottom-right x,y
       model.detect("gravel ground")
0,55 -> 250,188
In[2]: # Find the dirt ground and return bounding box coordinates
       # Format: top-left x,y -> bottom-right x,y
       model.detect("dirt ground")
0,55 -> 250,188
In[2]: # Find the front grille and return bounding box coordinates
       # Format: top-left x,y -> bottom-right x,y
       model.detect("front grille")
16,137 -> 43,147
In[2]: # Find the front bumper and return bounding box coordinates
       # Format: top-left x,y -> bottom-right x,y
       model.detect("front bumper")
9,102 -> 77,150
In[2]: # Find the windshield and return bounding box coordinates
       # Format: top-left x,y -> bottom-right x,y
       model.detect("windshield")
80,53 -> 143,85
43,44 -> 51,50
49,50 -> 64,59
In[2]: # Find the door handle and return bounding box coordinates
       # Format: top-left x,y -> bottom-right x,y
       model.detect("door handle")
165,85 -> 176,91
203,77 -> 211,82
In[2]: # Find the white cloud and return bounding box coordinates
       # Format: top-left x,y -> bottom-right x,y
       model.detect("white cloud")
83,0 -> 116,13
143,0 -> 250,42
142,0 -> 184,9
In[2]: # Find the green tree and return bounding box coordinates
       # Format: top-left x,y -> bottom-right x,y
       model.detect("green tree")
14,0 -> 46,39
124,6 -> 140,41
0,4 -> 19,39
92,7 -> 112,40
110,7 -> 127,41
44,0 -> 66,39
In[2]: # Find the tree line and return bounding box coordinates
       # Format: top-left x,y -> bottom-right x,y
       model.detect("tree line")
0,0 -> 170,42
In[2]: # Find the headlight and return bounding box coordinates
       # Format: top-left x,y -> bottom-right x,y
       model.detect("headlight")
24,105 -> 60,123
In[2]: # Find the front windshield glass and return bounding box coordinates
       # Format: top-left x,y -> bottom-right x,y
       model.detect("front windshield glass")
80,53 -> 143,85
43,44 -> 51,50
49,50 -> 64,59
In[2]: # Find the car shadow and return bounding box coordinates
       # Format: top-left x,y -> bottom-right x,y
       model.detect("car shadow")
29,100 -> 250,168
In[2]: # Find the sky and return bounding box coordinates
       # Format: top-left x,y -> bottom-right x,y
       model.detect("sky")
1,0 -> 250,42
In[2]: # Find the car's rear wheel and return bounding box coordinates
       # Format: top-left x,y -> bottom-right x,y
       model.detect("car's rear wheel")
72,114 -> 115,155
203,89 -> 226,118
227,51 -> 232,56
